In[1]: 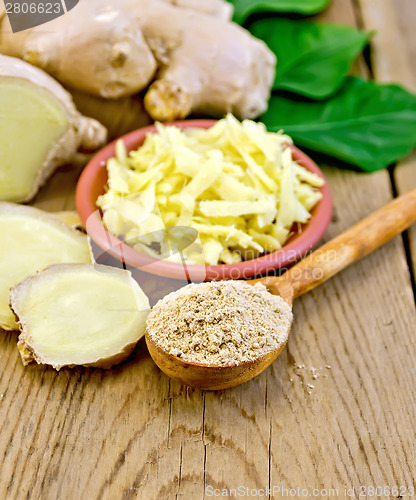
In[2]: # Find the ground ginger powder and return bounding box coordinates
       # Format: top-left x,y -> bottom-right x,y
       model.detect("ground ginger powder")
145,281 -> 293,366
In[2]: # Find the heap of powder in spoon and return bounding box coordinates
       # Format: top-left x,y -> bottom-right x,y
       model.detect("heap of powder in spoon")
145,280 -> 293,366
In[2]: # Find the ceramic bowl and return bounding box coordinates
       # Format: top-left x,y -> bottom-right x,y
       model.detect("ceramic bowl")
76,120 -> 332,281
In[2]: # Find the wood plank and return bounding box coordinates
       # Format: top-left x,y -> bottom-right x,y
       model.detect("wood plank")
3,167 -> 415,498
313,0 -> 370,77
357,0 -> 416,92
357,0 -> 416,278
1,0 -> 415,498
32,164 -> 82,213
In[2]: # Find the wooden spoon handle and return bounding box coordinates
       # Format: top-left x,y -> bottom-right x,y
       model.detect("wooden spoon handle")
279,188 -> 416,299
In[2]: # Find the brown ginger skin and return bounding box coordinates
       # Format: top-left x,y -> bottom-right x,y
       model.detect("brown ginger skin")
0,0 -> 276,121
0,3 -> 157,99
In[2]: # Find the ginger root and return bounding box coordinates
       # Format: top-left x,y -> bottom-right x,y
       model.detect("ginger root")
0,55 -> 107,202
10,264 -> 150,370
0,0 -> 276,122
0,203 -> 91,331
162,0 -> 233,20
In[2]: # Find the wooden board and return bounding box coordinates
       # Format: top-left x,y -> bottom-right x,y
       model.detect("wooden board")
0,1 -> 415,498
358,0 -> 416,279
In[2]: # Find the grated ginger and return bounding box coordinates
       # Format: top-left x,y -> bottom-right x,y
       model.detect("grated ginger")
97,114 -> 324,265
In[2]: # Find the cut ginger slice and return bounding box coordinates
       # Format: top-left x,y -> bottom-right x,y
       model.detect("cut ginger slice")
10,264 -> 150,370
0,203 -> 91,331
0,55 -> 106,202
53,210 -> 82,229
0,77 -> 69,201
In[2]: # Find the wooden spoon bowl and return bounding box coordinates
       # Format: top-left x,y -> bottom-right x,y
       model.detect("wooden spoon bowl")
146,188 -> 416,390
146,334 -> 288,390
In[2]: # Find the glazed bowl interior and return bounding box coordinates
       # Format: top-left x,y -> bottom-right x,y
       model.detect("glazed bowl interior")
76,119 -> 332,281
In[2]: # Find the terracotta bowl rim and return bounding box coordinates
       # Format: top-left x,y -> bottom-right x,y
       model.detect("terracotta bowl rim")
75,119 -> 333,281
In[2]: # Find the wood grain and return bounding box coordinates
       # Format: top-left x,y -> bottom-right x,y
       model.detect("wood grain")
1,0 -> 415,498
270,188 -> 416,299
357,0 -> 416,280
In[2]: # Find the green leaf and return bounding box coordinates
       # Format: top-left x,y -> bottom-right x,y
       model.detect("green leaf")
260,77 -> 416,171
249,18 -> 371,99
227,0 -> 331,25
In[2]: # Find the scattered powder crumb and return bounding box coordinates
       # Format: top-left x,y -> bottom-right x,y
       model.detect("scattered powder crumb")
311,367 -> 320,380
145,281 -> 293,366
290,363 -> 332,394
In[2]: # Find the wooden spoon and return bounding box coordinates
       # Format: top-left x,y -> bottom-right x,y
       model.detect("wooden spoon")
146,188 -> 416,390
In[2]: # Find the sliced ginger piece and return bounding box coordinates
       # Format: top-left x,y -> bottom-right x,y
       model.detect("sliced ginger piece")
10,264 -> 150,370
0,55 -> 106,202
0,203 -> 91,331
54,210 -> 82,229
